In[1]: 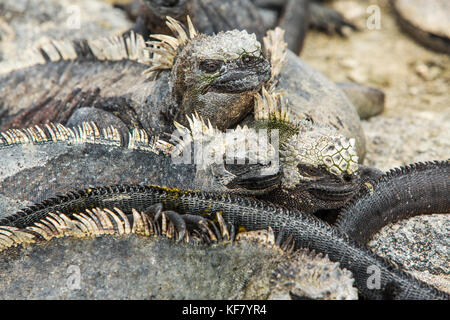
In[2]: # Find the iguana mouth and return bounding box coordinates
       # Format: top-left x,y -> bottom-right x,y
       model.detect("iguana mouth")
224,163 -> 282,193
226,172 -> 282,193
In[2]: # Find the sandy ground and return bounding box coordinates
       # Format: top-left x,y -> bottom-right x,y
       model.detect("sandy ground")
301,0 -> 449,170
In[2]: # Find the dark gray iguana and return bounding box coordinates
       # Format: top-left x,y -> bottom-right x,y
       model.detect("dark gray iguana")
0,19 -> 270,140
0,119 -> 281,216
120,0 -> 383,116
122,0 -> 357,53
0,17 -> 365,159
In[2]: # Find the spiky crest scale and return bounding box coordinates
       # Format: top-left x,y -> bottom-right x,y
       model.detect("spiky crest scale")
0,122 -> 173,155
144,16 -> 198,75
0,207 -> 186,251
171,113 -> 277,171
0,32 -> 150,75
263,27 -> 288,82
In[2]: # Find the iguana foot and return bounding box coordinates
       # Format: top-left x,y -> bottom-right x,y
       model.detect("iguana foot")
309,2 -> 357,36
337,82 -> 385,120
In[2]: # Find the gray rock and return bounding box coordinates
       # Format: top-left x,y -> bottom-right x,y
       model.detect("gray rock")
368,214 -> 450,293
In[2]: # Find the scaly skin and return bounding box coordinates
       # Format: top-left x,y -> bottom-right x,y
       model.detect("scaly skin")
131,0 -> 356,53
132,0 -> 306,52
1,184 -> 448,300
263,163 -> 383,216
0,121 -> 281,217
335,160 -> 450,244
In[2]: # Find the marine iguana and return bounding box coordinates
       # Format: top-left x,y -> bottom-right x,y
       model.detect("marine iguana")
0,18 -> 271,138
1,183 -> 448,300
0,18 -> 366,158
0,119 -> 281,217
0,208 -> 358,299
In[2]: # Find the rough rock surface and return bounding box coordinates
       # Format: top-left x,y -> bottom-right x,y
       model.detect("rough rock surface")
0,0 -> 132,62
368,214 -> 449,293
0,236 -> 282,299
362,111 -> 450,171
0,235 -> 357,300
391,0 -> 450,53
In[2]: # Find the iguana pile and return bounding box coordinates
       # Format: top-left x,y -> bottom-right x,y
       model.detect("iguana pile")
0,15 -> 448,300
0,17 -> 364,157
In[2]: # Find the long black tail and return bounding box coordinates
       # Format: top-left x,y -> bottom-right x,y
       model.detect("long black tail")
335,160 -> 449,244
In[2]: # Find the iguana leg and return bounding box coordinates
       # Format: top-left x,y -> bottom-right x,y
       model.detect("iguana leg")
337,83 -> 385,120
181,214 -> 222,243
308,2 -> 357,36
277,0 -> 309,53
158,210 -> 187,243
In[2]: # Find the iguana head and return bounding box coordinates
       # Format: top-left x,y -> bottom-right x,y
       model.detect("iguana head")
170,114 -> 281,195
146,17 -> 271,131
252,87 -> 369,211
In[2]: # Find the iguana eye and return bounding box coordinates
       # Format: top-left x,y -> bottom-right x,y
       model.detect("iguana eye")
199,60 -> 222,73
241,55 -> 257,65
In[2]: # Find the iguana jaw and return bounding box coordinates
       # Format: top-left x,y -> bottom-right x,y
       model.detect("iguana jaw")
182,57 -> 270,129
200,58 -> 271,94
223,163 -> 282,193
294,164 -> 360,201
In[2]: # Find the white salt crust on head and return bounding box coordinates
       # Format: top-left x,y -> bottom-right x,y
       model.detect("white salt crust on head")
281,122 -> 359,188
189,30 -> 262,61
